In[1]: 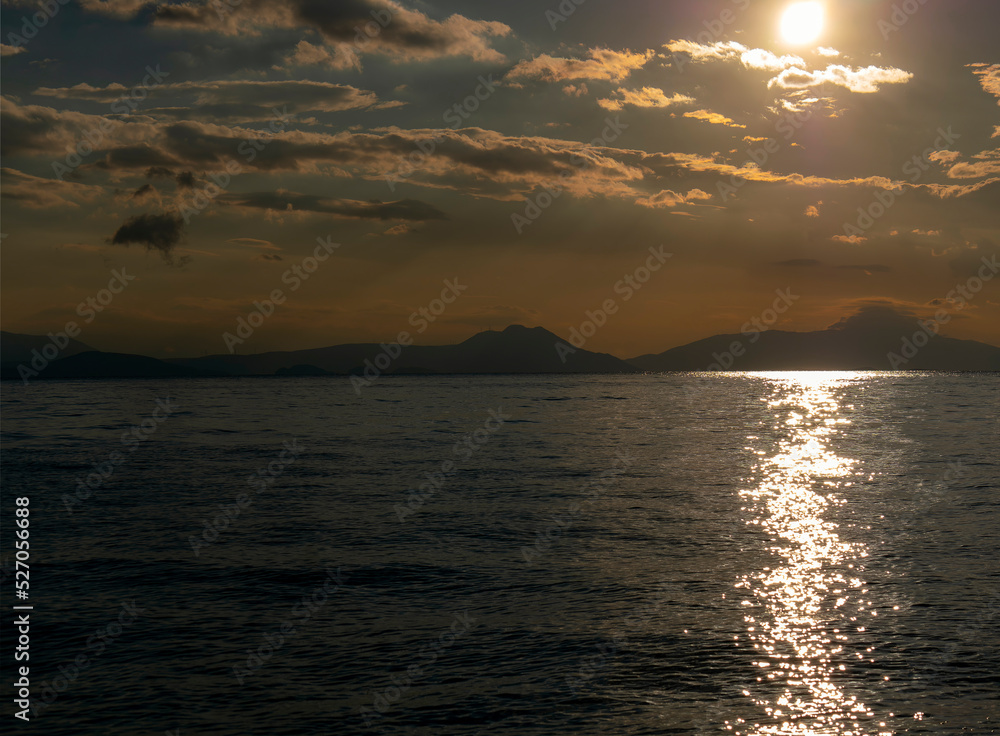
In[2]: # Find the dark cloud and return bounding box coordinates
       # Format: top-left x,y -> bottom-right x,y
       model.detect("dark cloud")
828,304 -> 918,334
219,190 -> 447,221
131,183 -> 156,199
143,166 -> 196,189
0,96 -> 104,157
144,0 -> 510,66
145,166 -> 176,179
34,80 -> 380,122
94,144 -> 182,171
777,258 -> 822,267
837,264 -> 892,273
0,167 -> 100,209
110,212 -> 186,263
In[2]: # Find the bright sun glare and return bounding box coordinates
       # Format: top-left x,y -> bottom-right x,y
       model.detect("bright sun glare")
780,1 -> 825,45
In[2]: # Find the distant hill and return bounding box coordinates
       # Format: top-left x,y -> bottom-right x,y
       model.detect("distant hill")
1,351 -> 221,380
0,330 -> 93,363
3,313 -> 998,380
274,364 -> 331,376
629,308 -> 1000,371
171,325 -> 637,376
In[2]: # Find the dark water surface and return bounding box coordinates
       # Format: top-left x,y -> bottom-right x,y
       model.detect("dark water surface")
1,373 -> 998,735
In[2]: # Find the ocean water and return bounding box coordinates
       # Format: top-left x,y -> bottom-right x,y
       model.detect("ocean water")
1,373 -> 998,735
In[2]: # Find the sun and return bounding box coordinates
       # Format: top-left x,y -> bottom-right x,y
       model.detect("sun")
780,2 -> 825,45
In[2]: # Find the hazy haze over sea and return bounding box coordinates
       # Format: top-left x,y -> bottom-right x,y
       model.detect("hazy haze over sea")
1,372 -> 997,735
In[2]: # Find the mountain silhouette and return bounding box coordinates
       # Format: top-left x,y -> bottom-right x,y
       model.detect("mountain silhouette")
0,349 -> 220,380
2,310 -> 998,380
0,330 -> 93,363
171,325 -> 636,375
629,306 -> 1000,371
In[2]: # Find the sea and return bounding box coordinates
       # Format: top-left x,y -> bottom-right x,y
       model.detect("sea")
1,372 -> 997,735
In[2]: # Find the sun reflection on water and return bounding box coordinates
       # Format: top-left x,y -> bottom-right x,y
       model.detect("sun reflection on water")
728,373 -> 891,736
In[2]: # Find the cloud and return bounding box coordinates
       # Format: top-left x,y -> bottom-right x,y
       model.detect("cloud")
34,80 -> 380,121
1,43 -> 26,56
815,47 -> 840,58
597,87 -> 693,112
0,96 -> 124,157
768,65 -> 913,93
683,109 -> 745,128
928,150 -> 962,165
944,149 -> 1000,179
837,264 -> 891,273
563,84 -> 589,97
507,48 -> 654,83
969,63 -> 1000,105
832,235 -> 868,244
663,42 -> 910,96
993,126 -> 1000,139
7,97 -> 993,215
914,177 -> 1000,198
383,223 -> 413,236
110,212 -> 187,263
217,191 -> 448,221
739,48 -> 806,72
77,0 -> 151,18
635,188 -> 712,208
0,167 -> 102,208
150,0 -> 511,65
282,40 -> 352,70
130,183 -> 157,200
226,238 -> 280,250
664,41 -> 802,71
142,167 -> 200,191
828,304 -> 922,333
804,204 -> 821,217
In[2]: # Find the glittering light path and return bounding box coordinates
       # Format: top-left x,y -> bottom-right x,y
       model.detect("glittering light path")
728,374 -> 891,736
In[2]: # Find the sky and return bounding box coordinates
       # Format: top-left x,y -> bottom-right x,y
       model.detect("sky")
1,0 -> 998,359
